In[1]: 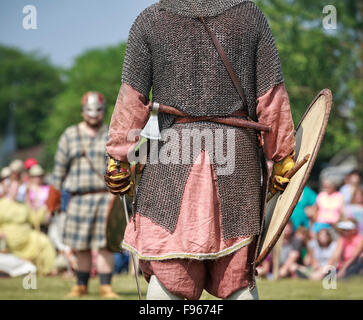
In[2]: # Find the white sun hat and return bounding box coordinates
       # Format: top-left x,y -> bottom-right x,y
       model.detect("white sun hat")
29,164 -> 44,177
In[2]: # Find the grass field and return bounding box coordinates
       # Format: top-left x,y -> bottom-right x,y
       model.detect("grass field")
0,274 -> 362,300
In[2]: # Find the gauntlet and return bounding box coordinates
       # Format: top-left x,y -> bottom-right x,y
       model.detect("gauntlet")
269,151 -> 295,195
104,157 -> 133,196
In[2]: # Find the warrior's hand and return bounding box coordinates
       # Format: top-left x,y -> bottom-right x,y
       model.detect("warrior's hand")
269,150 -> 295,195
104,157 -> 133,196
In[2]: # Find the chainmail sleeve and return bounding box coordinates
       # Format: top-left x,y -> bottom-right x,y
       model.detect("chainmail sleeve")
255,9 -> 284,98
122,12 -> 153,98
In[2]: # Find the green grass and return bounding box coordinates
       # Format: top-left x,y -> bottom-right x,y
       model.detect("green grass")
0,274 -> 362,300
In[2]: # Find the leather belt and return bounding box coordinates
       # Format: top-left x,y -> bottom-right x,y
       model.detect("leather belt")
174,109 -> 248,123
154,104 -> 271,132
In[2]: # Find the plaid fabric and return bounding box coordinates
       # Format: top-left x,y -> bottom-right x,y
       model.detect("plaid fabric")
51,123 -> 113,250
63,192 -> 114,250
52,124 -> 109,193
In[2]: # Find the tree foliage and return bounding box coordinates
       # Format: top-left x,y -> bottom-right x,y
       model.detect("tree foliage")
0,45 -> 63,149
41,43 -> 127,167
255,0 -> 363,164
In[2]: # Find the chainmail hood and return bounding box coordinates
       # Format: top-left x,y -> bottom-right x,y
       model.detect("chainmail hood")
159,0 -> 248,17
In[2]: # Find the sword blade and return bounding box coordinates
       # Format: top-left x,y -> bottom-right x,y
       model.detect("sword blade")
121,194 -> 142,300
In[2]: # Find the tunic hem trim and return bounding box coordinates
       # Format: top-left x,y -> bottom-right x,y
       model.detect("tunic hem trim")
121,236 -> 253,261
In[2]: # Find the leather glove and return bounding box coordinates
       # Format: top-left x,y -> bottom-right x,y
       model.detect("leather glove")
269,150 -> 295,195
104,157 -> 133,196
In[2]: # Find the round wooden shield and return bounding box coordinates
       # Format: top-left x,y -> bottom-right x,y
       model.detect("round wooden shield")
106,195 -> 127,252
256,89 -> 332,265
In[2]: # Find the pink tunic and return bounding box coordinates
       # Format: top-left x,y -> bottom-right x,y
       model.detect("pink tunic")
106,83 -> 295,261
123,150 -> 253,260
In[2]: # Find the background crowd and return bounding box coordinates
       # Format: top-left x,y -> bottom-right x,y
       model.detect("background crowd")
0,157 -> 129,278
257,170 -> 363,280
0,156 -> 362,282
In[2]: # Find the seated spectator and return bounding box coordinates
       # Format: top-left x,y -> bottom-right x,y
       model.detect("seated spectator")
340,170 -> 362,204
26,164 -> 50,210
6,159 -> 24,201
0,197 -> 56,275
26,165 -> 51,232
0,167 -> 11,198
329,219 -> 363,279
345,188 -> 363,235
16,158 -> 38,203
311,178 -> 344,232
298,228 -> 337,280
290,186 -> 317,231
295,225 -> 309,259
278,222 -> 306,278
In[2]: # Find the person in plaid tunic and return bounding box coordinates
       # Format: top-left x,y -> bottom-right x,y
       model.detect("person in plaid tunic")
49,91 -> 119,298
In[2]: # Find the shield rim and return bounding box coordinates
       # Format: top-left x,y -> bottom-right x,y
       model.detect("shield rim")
256,88 -> 333,265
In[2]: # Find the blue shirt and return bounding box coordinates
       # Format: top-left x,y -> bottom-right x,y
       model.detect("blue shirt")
290,186 -> 317,231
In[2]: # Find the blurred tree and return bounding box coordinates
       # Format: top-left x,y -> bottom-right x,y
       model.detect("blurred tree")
41,43 -> 127,168
0,45 -> 63,150
256,0 -> 362,167
348,0 -> 363,172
